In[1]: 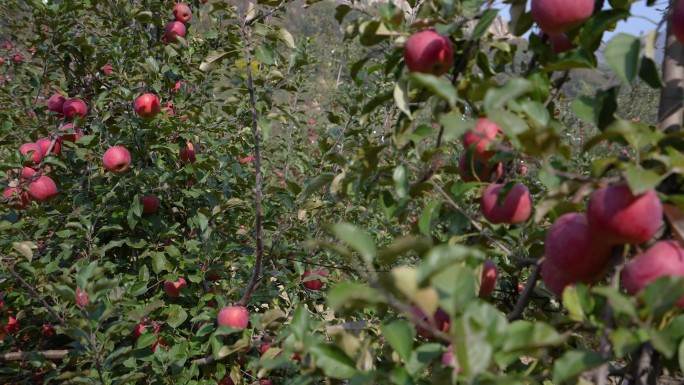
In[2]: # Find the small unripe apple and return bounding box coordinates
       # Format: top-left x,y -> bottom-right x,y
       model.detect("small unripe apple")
3,187 -> 29,209
622,240 -> 684,306
164,21 -> 187,42
480,183 -> 533,224
173,3 -> 192,23
412,306 -> 450,339
36,137 -> 61,156
103,63 -> 113,75
301,269 -> 328,290
587,185 -> 663,245
217,305 -> 250,329
19,143 -> 44,166
62,98 -> 88,120
545,212 -> 612,281
141,195 -> 159,214
27,176 -> 57,202
478,259 -> 498,297
179,142 -> 196,163
103,146 -> 132,173
134,93 -> 160,118
672,0 -> 684,44
75,288 -> 89,307
58,123 -> 84,143
47,93 -> 66,114
403,29 -> 453,76
531,0 -> 594,35
163,277 -> 187,297
462,118 -> 503,162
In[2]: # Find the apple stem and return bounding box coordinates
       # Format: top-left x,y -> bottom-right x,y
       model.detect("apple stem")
237,23 -> 264,308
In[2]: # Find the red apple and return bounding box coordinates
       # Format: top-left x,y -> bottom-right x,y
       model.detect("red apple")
12,53 -> 22,63
217,305 -> 249,329
301,269 -> 328,290
19,143 -> 44,165
479,259 -> 498,297
0,57 -> 4,66
179,142 -> 196,163
458,152 -> 503,183
36,137 -> 61,156
622,240 -> 684,307
134,93 -> 160,118
165,21 -> 187,42
403,29 -> 453,76
2,316 -> 19,335
47,93 -> 66,114
672,0 -> 684,44
103,146 -> 132,173
75,288 -> 89,307
103,63 -> 113,75
480,183 -> 532,224
462,118 -> 503,162
171,81 -> 190,93
545,212 -> 612,280
173,3 -> 192,23
58,123 -> 84,143
27,176 -> 57,202
531,0 -> 594,35
412,306 -> 450,339
587,185 -> 663,245
3,187 -> 29,209
541,259 -> 575,296
41,324 -> 55,337
141,195 -> 159,214
217,376 -> 235,385
548,33 -> 574,54
21,166 -> 39,179
62,98 -> 88,120
163,277 -> 187,297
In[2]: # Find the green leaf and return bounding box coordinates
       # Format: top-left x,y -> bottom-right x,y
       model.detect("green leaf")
12,241 -> 35,262
484,78 -> 533,112
418,200 -> 441,237
144,57 -> 159,75
167,305 -> 188,328
76,261 -> 98,290
625,164 -> 662,195
301,173 -> 334,199
380,320 -> 415,361
470,9 -> 498,41
277,27 -> 296,49
592,286 -> 637,320
200,50 -> 237,72
309,344 -> 357,379
393,165 -> 409,199
394,78 -> 412,119
417,244 -> 484,285
552,350 -> 605,384
405,343 -> 443,377
678,339 -> 684,374
408,73 -> 457,108
327,282 -> 383,312
604,33 -> 640,86
331,223 -> 376,264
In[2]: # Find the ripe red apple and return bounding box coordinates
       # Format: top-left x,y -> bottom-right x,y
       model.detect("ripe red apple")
171,80 -> 190,93
412,306 -> 450,339
165,21 -> 187,42
480,183 -> 533,224
259,379 -> 273,385
462,118 -> 503,162
103,146 -> 132,173
672,0 -> 684,44
217,376 -> 235,385
403,29 -> 453,76
531,0 -> 594,35
103,63 -> 113,75
141,195 -> 159,214
548,33 -> 573,54
163,277 -> 187,297
173,3 -> 192,23
12,53 -> 22,63
27,176 -> 57,202
36,137 -> 61,156
3,187 -> 29,209
301,269 -> 328,290
478,259 -> 498,297
21,166 -> 39,179
545,212 -> 612,280
134,93 -> 160,118
47,93 -> 66,114
541,259 -> 575,296
19,143 -> 44,166
58,123 -> 84,143
217,305 -> 249,329
587,185 -> 663,245
41,324 -> 55,337
75,288 -> 89,307
622,240 -> 684,306
2,315 -> 19,335
62,98 -> 88,120
179,142 -> 196,163
0,57 -> 4,66
161,102 -> 175,118
458,152 -> 503,183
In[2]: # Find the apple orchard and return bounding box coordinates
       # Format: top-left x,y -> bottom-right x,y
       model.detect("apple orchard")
2,0 -> 684,384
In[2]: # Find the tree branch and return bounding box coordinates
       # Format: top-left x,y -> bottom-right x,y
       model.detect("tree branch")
5,262 -> 65,325
507,262 -> 541,321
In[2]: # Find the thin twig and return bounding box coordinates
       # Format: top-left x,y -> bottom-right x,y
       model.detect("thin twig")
507,262 -> 541,321
0,350 -> 71,362
5,262 -> 65,325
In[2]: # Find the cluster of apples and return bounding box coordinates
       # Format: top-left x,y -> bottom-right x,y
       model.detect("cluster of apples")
164,3 -> 192,43
542,185 -> 676,303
